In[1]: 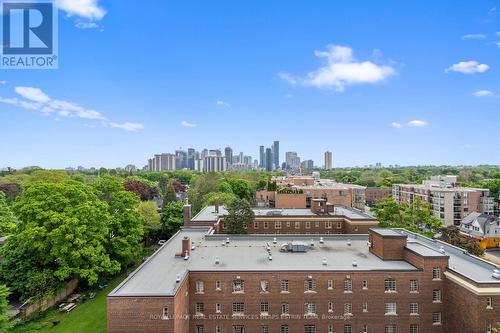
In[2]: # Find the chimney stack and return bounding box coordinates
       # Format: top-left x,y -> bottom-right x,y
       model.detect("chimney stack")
215,200 -> 219,214
183,203 -> 192,226
182,237 -> 190,257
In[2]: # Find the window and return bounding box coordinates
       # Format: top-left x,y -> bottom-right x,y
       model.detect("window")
253,221 -> 259,229
409,324 -> 419,333
487,323 -> 492,333
385,302 -> 397,315
432,312 -> 442,325
233,326 -> 244,333
216,325 -> 221,333
295,221 -> 300,229
286,221 -> 291,228
196,325 -> 204,333
326,221 -> 332,229
277,303 -> 287,317
328,279 -> 333,289
260,280 -> 269,293
195,303 -> 204,315
306,221 -> 311,229
410,303 -> 418,315
344,303 -> 352,315
305,279 -> 316,292
363,325 -> 368,333
281,280 -> 289,292
328,324 -> 333,333
275,221 -> 281,229
410,280 -> 418,292
304,325 -> 316,333
432,267 -> 441,280
337,221 -> 342,229
260,302 -> 269,314
486,297 -> 493,309
215,303 -> 221,313
384,325 -> 396,333
261,326 -> 269,333
304,302 -> 316,315
215,280 -> 222,291
384,279 -> 396,292
232,303 -> 245,315
362,280 -> 368,289
162,307 -> 169,320
344,325 -> 352,333
344,279 -> 352,292
327,301 -> 334,312
196,281 -> 204,293
263,221 -> 268,229
233,279 -> 244,293
281,325 -> 289,333
362,302 -> 368,312
432,290 -> 442,303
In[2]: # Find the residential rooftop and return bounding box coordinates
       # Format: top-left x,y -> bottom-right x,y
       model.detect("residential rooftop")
109,227 -> 500,297
191,205 -> 375,223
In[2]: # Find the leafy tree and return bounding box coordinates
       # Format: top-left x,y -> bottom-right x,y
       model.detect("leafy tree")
187,173 -> 221,213
124,178 -> 159,201
224,198 -> 254,234
161,201 -> 184,237
0,285 -> 12,333
25,170 -> 70,184
138,201 -> 161,244
0,192 -> 16,236
0,181 -> 120,300
0,183 -> 22,203
229,179 -> 252,201
202,191 -> 237,207
440,226 -> 484,256
163,180 -> 178,204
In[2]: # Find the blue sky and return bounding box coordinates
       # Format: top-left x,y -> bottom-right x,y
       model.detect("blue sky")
1,0 -> 500,169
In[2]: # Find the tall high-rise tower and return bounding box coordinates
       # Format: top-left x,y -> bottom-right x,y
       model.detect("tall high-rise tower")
325,151 -> 333,170
273,141 -> 279,169
259,146 -> 265,168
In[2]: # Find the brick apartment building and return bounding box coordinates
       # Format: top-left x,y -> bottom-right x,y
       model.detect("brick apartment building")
392,176 -> 494,226
365,187 -> 392,207
255,176 -> 366,211
185,199 -> 378,235
107,227 -> 500,333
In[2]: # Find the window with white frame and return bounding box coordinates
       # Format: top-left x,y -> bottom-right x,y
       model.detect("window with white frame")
281,303 -> 289,315
261,326 -> 269,333
215,303 -> 221,313
337,221 -> 342,229
432,290 -> 442,303
385,302 -> 397,315
410,302 -> 418,315
362,302 -> 368,312
232,325 -> 244,333
363,325 -> 368,333
232,303 -> 245,315
326,221 -> 332,229
384,325 -> 396,333
409,324 -> 419,333
162,307 -> 169,320
328,324 -> 333,333
216,325 -> 221,333
260,302 -> 269,314
344,303 -> 352,315
306,221 -> 311,229
233,279 -> 244,293
344,279 -> 352,292
362,280 -> 368,289
486,297 -> 493,309
487,323 -> 492,333
281,325 -> 289,333
295,221 -> 300,229
410,280 -> 418,292
195,303 -> 204,315
304,302 -> 316,315
344,325 -> 352,333
196,281 -> 204,293
275,221 -> 281,229
327,279 -> 333,289
281,279 -> 289,292
304,279 -> 316,292
432,267 -> 441,280
263,221 -> 268,229
384,279 -> 396,292
196,325 -> 204,333
432,312 -> 442,325
254,221 -> 259,229
304,325 -> 316,333
215,280 -> 222,290
327,301 -> 333,312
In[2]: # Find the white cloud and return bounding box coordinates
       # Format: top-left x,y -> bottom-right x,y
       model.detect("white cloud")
407,120 -> 428,127
15,87 -> 51,103
181,121 -> 197,128
55,0 -> 106,21
497,32 -> 500,36
461,34 -> 486,40
280,44 -> 395,91
109,122 -> 144,132
496,41 -> 500,48
216,100 -> 230,107
0,86 -> 143,131
0,80 -> 6,85
463,144 -> 473,149
446,61 -> 490,74
391,122 -> 402,128
473,90 -> 493,97
75,21 -> 99,29
285,93 -> 293,99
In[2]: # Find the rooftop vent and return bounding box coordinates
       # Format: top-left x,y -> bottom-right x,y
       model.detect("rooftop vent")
347,239 -> 352,246
322,257 -> 327,266
215,256 -> 220,265
319,237 -> 324,244
280,241 -> 308,253
268,254 -> 273,261
352,259 -> 358,267
226,237 -> 230,244
273,237 -> 277,244
493,269 -> 500,279
439,246 -> 445,254
175,274 -> 181,283
310,239 -> 315,247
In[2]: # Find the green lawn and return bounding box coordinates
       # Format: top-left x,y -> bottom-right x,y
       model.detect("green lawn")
11,272 -> 128,333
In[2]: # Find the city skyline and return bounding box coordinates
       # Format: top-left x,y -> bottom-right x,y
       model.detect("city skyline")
1,1 -> 500,168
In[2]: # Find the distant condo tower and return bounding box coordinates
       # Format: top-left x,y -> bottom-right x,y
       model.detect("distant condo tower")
325,151 -> 333,170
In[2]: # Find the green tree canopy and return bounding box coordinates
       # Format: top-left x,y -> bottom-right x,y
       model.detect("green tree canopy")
161,201 -> 184,238
0,192 -> 17,236
0,181 -> 120,300
224,198 -> 254,234
138,201 -> 161,244
0,285 -> 12,333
